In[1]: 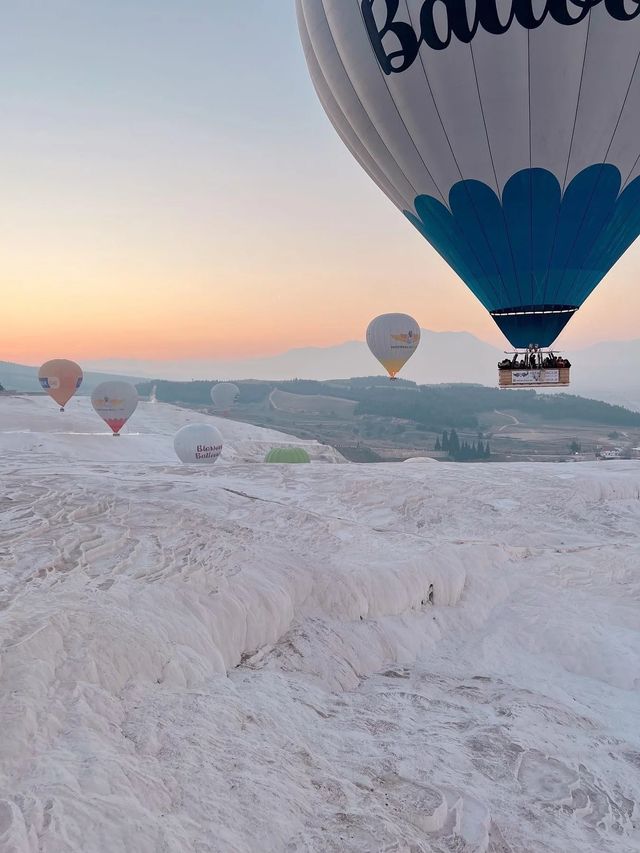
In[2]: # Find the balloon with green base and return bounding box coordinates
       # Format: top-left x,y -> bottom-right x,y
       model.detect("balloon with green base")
265,448 -> 311,464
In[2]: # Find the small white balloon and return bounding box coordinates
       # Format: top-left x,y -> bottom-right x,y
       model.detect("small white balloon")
211,382 -> 240,411
174,424 -> 223,464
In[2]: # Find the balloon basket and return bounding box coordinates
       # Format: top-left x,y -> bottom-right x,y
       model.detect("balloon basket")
498,346 -> 571,388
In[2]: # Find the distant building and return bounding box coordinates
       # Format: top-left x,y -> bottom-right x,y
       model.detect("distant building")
599,448 -> 622,460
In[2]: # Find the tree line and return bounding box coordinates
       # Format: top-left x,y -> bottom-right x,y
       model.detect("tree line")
435,429 -> 491,461
136,377 -> 640,430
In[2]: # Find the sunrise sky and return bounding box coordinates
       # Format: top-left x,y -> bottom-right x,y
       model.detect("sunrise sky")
2,1 -> 639,367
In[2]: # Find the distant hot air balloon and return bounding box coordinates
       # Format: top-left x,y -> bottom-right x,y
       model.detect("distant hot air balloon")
91,381 -> 138,436
174,424 -> 223,464
211,382 -> 240,413
366,313 -> 420,379
297,1 -> 640,368
38,359 -> 83,411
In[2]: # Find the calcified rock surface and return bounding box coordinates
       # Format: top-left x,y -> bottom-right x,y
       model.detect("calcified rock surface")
0,397 -> 639,852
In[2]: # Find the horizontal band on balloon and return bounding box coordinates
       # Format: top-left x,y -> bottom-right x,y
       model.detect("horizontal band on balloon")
490,306 -> 577,317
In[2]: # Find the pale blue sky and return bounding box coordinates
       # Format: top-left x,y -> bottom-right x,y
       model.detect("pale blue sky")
1,2 -> 637,364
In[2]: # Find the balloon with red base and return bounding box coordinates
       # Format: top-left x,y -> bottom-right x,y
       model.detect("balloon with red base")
91,381 -> 138,436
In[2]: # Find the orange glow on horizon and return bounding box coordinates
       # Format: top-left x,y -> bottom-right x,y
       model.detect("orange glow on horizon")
5,273 -> 639,367
2,165 -> 639,366
4,251 -> 640,366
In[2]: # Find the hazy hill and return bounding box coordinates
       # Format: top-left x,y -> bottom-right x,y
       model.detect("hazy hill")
570,339 -> 640,410
139,377 -> 640,433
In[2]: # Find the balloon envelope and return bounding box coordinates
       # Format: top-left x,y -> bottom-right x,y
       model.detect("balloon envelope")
366,313 -> 420,378
38,359 -> 83,410
174,424 -> 223,464
91,381 -> 138,435
296,2 -> 640,348
211,382 -> 240,411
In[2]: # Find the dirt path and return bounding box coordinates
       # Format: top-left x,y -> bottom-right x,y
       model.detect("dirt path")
494,410 -> 521,432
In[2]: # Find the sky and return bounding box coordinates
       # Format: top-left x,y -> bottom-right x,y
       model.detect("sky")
1,1 -> 639,368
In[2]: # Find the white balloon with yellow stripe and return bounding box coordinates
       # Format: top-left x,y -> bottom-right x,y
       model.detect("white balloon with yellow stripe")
366,313 -> 420,379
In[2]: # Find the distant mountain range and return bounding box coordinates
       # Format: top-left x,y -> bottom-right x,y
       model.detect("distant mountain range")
78,332 -> 506,385
3,331 -> 639,410
569,340 -> 640,411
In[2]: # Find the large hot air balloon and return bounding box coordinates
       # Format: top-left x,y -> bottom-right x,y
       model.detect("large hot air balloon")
366,313 -> 420,378
38,359 -> 83,411
297,1 -> 640,380
211,382 -> 240,413
91,381 -> 138,436
174,424 -> 223,464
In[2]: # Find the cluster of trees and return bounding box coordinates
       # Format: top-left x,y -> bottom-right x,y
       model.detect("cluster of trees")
355,384 -> 483,429
435,429 -> 491,461
355,384 -> 640,429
